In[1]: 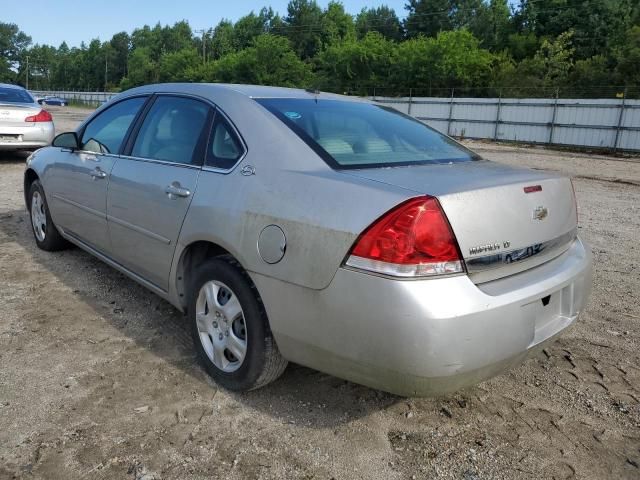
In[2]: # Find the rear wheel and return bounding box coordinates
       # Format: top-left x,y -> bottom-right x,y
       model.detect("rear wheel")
27,180 -> 69,251
189,256 -> 287,391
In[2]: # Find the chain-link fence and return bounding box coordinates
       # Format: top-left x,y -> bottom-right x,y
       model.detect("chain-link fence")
343,85 -> 640,100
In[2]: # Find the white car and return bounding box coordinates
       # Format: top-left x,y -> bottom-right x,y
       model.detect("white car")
0,84 -> 55,151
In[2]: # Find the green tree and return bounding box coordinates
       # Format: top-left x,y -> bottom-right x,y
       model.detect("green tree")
355,6 -> 403,41
209,20 -> 236,60
0,22 -> 31,83
158,48 -> 201,82
570,55 -> 613,91
405,0 -> 453,38
320,2 -> 356,45
109,32 -> 131,84
233,9 -> 277,50
232,13 -> 264,50
161,21 -> 195,53
24,44 -> 58,90
283,0 -> 324,59
394,29 -> 495,93
211,34 -> 314,87
514,0 -> 634,60
316,32 -> 396,94
121,47 -> 157,89
534,30 -> 575,87
615,26 -> 640,86
507,32 -> 539,61
467,0 -> 512,50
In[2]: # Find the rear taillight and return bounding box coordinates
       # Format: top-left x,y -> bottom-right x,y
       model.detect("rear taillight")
345,196 -> 465,277
25,110 -> 53,123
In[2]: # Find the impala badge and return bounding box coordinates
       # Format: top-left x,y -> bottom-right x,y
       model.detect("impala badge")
533,206 -> 548,221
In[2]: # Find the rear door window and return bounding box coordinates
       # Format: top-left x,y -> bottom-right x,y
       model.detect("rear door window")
80,96 -> 147,154
131,96 -> 211,165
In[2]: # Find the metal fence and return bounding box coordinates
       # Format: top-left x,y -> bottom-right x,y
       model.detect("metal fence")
373,95 -> 640,153
32,90 -> 117,106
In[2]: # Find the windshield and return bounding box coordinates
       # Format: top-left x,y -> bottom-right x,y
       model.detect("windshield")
0,87 -> 34,104
256,98 -> 478,169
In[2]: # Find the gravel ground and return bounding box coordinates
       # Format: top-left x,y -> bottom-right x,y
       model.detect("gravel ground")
0,106 -> 639,479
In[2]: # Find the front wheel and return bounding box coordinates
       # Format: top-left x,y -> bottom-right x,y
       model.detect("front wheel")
189,256 -> 288,391
27,180 -> 70,251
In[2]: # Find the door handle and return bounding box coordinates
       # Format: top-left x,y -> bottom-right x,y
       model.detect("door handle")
165,182 -> 191,199
89,167 -> 107,179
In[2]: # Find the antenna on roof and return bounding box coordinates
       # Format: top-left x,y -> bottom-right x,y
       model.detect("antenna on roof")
305,87 -> 320,103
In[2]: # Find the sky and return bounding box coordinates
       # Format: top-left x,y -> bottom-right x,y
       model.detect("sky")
4,0 -> 411,48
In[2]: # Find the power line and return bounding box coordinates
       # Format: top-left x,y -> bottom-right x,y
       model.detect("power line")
265,2 -> 599,33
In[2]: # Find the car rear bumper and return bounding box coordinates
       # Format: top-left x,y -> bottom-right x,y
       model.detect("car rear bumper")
0,123 -> 54,150
252,236 -> 593,396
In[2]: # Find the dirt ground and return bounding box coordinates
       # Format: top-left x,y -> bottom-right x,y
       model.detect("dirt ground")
0,106 -> 639,479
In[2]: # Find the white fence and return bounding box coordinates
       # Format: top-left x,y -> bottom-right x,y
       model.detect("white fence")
33,90 -> 640,152
374,96 -> 640,153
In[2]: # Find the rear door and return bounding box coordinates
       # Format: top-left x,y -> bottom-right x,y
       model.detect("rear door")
106,95 -> 213,291
46,96 -> 148,253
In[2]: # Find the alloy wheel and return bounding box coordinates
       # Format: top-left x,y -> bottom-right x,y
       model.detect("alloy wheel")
31,191 -> 47,242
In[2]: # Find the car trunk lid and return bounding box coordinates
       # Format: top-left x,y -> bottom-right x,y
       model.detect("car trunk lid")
0,103 -> 39,128
344,160 -> 577,283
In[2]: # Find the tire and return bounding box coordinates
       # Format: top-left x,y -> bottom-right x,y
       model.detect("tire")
188,255 -> 288,391
27,180 -> 70,251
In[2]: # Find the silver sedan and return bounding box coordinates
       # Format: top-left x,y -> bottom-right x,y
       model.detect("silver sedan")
0,83 -> 55,151
23,84 -> 592,396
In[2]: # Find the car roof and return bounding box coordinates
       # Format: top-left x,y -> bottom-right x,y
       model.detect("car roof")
213,84 -> 348,99
121,82 -> 364,103
0,83 -> 27,91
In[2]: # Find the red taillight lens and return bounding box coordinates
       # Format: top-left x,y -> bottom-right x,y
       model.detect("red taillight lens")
346,196 -> 465,277
25,110 -> 53,123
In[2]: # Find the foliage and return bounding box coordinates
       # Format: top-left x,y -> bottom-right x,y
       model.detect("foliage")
1,0 -> 638,98
393,30 -> 495,93
283,0 -> 325,59
533,30 -> 575,87
316,32 -> 396,93
0,22 -> 31,82
615,26 -> 640,86
405,0 -> 453,38
209,34 -> 314,87
355,6 -> 403,42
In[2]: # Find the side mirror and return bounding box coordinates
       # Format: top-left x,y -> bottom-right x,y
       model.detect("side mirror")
52,132 -> 79,150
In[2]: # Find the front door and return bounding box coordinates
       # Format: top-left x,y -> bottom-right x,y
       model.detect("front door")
47,96 -> 148,253
106,95 -> 212,291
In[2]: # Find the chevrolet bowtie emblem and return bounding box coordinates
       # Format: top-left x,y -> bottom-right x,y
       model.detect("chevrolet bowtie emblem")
533,206 -> 548,221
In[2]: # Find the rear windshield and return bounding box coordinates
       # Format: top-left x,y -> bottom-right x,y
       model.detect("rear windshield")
256,98 -> 478,169
0,87 -> 34,104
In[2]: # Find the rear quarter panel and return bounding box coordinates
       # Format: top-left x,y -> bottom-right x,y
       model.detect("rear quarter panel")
175,95 -> 415,291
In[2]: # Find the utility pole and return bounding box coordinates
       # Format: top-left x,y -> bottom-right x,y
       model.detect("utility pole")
105,56 -> 108,91
25,56 -> 29,90
195,29 -> 206,64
